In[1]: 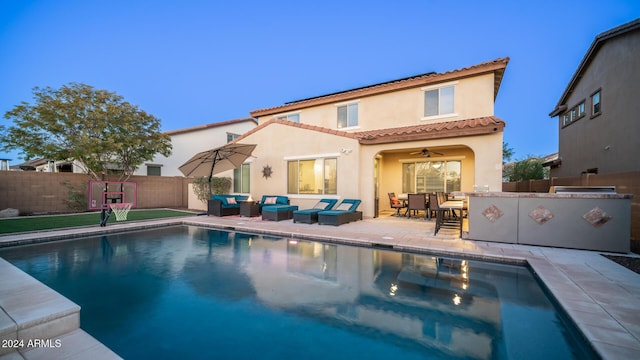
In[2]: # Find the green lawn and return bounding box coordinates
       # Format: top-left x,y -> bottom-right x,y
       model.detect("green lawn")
0,209 -> 197,235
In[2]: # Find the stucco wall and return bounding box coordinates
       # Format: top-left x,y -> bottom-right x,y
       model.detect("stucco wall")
237,123 -> 361,211
554,30 -> 640,177
134,120 -> 257,177
258,73 -> 496,131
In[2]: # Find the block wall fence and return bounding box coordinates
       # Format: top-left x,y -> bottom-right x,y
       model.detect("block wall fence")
0,171 -> 192,214
1,170 -> 637,250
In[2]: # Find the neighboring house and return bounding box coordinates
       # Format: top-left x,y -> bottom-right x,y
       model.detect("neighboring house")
0,159 -> 10,171
549,18 -> 640,177
12,158 -> 85,173
233,58 -> 509,218
134,117 -> 258,177
9,118 -> 257,178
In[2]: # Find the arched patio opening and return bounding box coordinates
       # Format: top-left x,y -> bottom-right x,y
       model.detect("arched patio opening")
373,145 -> 475,218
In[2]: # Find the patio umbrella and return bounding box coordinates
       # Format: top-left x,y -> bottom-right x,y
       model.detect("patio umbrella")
179,143 -> 257,195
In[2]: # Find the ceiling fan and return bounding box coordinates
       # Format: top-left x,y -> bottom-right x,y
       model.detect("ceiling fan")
409,148 -> 443,157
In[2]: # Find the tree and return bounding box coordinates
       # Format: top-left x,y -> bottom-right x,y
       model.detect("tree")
1,83 -> 172,180
502,142 -> 515,164
192,176 -> 232,205
503,157 -> 548,182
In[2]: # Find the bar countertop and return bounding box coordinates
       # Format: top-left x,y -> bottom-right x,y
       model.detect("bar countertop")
453,191 -> 633,199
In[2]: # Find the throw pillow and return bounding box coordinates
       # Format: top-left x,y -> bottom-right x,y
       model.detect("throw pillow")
264,197 -> 277,204
226,197 -> 237,205
390,196 -> 401,205
336,203 -> 351,211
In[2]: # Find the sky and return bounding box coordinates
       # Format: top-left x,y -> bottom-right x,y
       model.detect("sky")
1,0 -> 639,164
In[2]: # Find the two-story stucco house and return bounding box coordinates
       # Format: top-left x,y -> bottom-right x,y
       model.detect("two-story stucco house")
549,18 -> 640,177
134,117 -> 257,177
231,58 -> 509,218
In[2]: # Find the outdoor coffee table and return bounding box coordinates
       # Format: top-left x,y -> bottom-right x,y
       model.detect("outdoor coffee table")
239,201 -> 260,217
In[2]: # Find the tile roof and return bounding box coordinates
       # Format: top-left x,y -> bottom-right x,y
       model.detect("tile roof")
250,57 -> 509,118
233,116 -> 504,146
164,117 -> 257,136
355,116 -> 505,145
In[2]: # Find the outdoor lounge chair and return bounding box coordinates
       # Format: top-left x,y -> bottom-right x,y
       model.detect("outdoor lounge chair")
317,199 -> 362,226
293,199 -> 338,224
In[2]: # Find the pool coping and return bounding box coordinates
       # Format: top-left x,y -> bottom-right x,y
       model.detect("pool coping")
1,215 -> 639,359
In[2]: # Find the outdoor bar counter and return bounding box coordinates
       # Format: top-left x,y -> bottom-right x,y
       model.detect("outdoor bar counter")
460,191 -> 632,253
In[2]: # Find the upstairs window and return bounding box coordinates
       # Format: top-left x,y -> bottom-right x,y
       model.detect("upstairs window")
227,133 -> 240,143
424,85 -> 454,117
275,113 -> 300,123
146,165 -> 161,176
591,90 -> 601,116
337,103 -> 358,128
561,101 -> 586,128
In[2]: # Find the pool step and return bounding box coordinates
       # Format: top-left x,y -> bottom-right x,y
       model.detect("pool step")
0,258 -> 121,359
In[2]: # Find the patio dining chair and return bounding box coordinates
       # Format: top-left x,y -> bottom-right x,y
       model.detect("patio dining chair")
388,192 -> 407,216
430,193 -> 460,235
428,193 -> 445,220
407,193 -> 427,219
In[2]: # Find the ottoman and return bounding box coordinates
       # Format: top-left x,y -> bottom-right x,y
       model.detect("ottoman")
262,205 -> 299,221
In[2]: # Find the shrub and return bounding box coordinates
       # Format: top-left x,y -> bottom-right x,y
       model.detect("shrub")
192,176 -> 232,204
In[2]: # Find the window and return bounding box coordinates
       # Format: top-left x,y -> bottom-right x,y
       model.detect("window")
561,101 -> 586,127
233,163 -> 250,193
275,113 -> 300,123
561,113 -> 571,127
424,86 -> 454,117
337,103 -> 358,128
287,158 -> 337,195
402,160 -> 461,193
227,133 -> 240,143
591,90 -> 601,116
146,165 -> 161,176
578,102 -> 585,117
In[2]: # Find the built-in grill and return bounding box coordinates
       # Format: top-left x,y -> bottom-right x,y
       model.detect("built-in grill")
549,186 -> 617,194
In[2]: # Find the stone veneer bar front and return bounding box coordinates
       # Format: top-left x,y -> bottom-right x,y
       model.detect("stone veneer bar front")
462,192 -> 632,253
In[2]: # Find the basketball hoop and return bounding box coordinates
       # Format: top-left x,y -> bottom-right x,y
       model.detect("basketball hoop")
109,203 -> 132,221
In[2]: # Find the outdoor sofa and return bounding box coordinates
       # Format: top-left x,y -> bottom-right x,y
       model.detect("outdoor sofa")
207,194 -> 249,216
258,195 -> 290,211
293,199 -> 338,224
260,195 -> 297,221
317,199 -> 362,226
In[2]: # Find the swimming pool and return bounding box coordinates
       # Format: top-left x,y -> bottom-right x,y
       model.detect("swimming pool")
0,225 -> 597,359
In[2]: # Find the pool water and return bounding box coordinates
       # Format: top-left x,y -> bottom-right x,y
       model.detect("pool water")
0,226 -> 597,359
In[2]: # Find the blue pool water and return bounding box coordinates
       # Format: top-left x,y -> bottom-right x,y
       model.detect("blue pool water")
0,226 -> 597,359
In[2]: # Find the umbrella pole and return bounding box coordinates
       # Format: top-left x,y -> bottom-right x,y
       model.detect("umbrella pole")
208,151 -> 219,197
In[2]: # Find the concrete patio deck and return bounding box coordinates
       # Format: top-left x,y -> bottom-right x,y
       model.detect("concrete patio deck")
1,213 -> 639,359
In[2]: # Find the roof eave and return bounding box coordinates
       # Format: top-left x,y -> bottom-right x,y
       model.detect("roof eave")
164,117 -> 257,136
358,120 -> 505,145
550,18 -> 640,117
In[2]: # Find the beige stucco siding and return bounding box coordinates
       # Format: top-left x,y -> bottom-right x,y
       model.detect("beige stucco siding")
136,120 -> 257,177
238,123 -> 361,210
260,73 -> 495,131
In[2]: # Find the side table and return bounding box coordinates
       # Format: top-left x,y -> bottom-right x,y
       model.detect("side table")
239,201 -> 260,217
